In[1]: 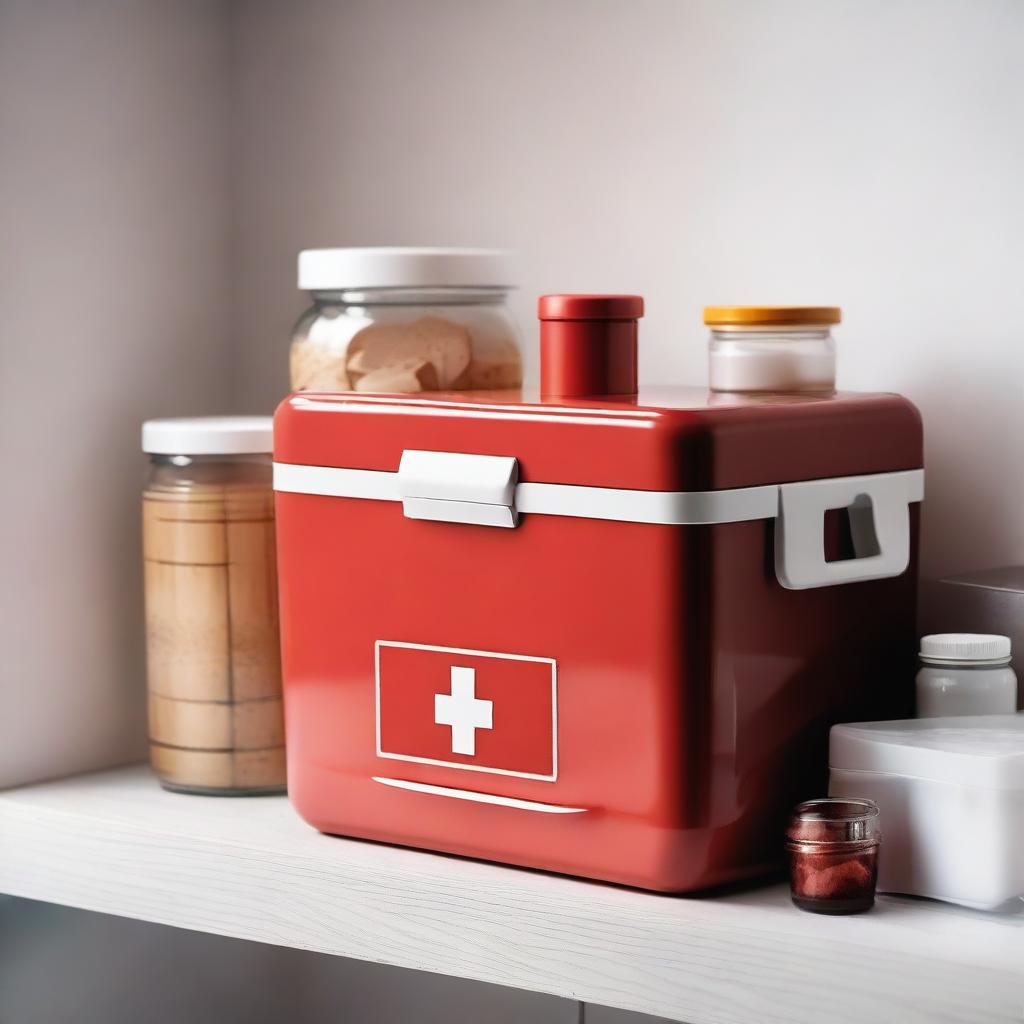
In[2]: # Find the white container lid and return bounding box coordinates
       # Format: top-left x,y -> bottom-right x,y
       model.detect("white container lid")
142,416 -> 273,455
297,247 -> 515,291
920,633 -> 1011,663
830,714 -> 1024,791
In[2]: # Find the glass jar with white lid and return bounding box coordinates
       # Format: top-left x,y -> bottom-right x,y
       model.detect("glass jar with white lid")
141,417 -> 284,795
916,633 -> 1018,717
704,306 -> 839,393
291,247 -> 523,394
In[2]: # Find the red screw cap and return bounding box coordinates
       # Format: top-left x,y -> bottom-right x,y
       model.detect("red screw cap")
538,294 -> 644,398
538,294 -> 644,321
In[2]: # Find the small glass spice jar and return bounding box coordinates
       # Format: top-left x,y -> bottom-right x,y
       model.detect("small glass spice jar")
704,306 -> 839,393
786,798 -> 881,915
141,417 -> 285,795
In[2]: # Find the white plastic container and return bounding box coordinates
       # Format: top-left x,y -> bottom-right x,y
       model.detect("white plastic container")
829,714 -> 1024,910
704,306 -> 838,393
916,634 -> 1017,717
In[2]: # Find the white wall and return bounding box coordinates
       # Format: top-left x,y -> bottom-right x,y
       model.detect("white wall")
231,0 -> 1024,582
6,0 -> 1019,791
0,0 -> 232,786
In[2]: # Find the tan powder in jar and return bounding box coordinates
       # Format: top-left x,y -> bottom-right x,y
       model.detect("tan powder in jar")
142,460 -> 284,794
290,311 -> 522,394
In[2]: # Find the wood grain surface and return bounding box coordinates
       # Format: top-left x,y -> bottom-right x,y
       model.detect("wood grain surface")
1,766 -> 1021,1024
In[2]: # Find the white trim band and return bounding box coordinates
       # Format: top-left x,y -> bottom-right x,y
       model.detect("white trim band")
274,461 -> 785,526
275,460 -> 922,528
372,777 -> 587,814
515,480 -> 777,525
274,463 -> 400,502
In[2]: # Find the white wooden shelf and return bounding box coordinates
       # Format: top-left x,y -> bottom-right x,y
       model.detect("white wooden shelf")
1,765 -> 1021,1024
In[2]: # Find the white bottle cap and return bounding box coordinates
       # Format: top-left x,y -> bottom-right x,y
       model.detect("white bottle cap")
142,416 -> 273,456
297,247 -> 515,291
919,633 -> 1012,664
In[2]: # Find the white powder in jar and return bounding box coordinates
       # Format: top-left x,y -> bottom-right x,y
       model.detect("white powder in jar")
708,330 -> 836,393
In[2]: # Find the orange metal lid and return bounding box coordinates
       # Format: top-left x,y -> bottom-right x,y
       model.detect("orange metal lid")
703,306 -> 841,326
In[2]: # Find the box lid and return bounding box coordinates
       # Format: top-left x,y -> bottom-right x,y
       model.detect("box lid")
274,387 -> 923,590
274,386 -> 922,492
830,715 -> 1024,791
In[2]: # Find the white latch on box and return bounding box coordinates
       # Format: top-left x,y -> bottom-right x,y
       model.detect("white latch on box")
398,450 -> 520,528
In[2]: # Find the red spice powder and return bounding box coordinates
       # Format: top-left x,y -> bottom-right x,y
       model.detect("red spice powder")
786,799 -> 880,915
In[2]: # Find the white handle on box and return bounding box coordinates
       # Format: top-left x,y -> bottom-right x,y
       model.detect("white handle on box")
774,470 -> 923,590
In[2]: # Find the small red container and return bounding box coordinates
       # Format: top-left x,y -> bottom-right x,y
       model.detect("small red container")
273,298 -> 923,892
787,798 -> 881,914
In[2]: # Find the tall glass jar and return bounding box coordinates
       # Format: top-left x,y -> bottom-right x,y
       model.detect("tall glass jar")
291,248 -> 522,393
704,306 -> 839,393
141,417 -> 285,795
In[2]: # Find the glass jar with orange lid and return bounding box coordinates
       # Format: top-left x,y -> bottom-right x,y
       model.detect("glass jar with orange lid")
704,306 -> 839,393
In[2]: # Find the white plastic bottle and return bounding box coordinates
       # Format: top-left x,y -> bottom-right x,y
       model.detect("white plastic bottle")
916,634 -> 1017,717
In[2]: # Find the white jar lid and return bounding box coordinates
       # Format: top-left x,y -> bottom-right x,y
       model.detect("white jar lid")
920,633 -> 1012,663
142,416 -> 273,455
298,247 -> 515,291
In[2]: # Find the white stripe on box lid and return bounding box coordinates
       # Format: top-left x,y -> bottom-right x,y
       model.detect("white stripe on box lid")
274,458 -> 922,526
273,458 -> 924,589
273,459 -> 782,525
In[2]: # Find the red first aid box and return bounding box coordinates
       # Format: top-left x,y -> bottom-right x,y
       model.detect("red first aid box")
273,314 -> 923,893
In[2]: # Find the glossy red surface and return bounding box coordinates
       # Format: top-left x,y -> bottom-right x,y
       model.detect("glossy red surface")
538,294 -> 643,398
274,387 -> 922,489
540,318 -> 639,397
274,386 -> 922,892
